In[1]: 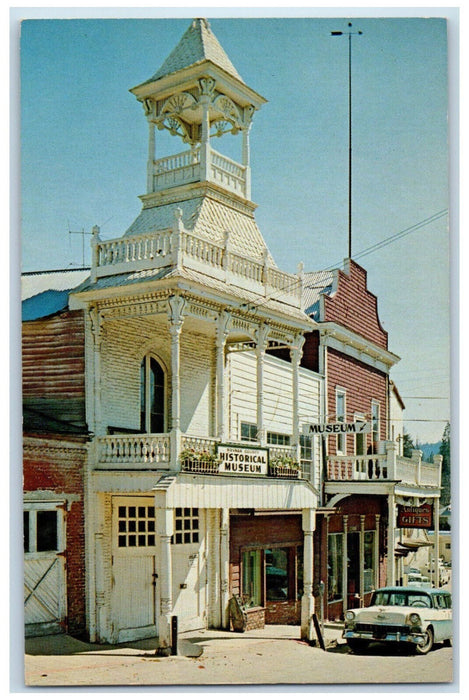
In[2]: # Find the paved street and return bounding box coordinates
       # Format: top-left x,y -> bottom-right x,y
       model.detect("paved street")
23,623 -> 454,688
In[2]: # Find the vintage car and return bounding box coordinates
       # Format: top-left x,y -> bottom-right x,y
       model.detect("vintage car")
343,586 -> 452,654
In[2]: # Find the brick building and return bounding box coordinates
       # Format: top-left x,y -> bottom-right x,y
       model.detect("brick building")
22,276 -> 89,636
301,261 -> 442,620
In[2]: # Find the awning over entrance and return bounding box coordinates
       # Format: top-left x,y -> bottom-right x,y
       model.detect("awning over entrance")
399,538 -> 432,550
152,472 -> 319,510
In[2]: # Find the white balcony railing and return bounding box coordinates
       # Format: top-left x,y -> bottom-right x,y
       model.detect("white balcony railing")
95,433 -> 305,481
91,226 -> 302,307
326,445 -> 441,488
97,434 -> 170,465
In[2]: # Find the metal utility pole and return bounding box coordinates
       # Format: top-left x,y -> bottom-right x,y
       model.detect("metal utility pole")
331,23 -> 363,261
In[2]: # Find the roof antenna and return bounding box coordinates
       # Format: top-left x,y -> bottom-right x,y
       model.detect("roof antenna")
67,217 -> 113,268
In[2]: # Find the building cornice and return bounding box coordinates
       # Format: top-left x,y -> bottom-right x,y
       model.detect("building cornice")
320,322 -> 400,372
23,436 -> 89,463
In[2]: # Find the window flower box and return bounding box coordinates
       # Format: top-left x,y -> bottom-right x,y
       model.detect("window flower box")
268,457 -> 300,479
180,448 -> 220,474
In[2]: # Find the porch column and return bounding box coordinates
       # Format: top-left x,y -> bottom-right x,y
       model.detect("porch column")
216,312 -> 231,441
359,515 -> 365,604
220,508 -> 230,628
374,515 -> 381,589
255,324 -> 270,446
147,119 -> 155,193
433,496 -> 440,588
387,492 -> 396,586
290,336 -> 305,464
89,306 -> 102,434
343,515 -> 348,617
198,78 -> 214,182
168,295 -> 186,468
242,125 -> 251,199
300,508 -> 315,640
157,508 -> 174,655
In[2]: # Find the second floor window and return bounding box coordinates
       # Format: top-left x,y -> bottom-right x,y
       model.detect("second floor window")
336,389 -> 346,454
140,355 -> 166,433
371,401 -> 380,450
240,422 -> 258,442
267,431 -> 291,446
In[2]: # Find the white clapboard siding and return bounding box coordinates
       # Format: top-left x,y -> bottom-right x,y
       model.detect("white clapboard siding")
228,350 -> 321,438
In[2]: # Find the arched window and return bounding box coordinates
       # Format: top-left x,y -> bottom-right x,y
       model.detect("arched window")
140,356 -> 166,433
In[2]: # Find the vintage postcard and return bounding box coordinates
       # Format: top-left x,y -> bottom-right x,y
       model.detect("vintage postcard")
17,8 -> 455,689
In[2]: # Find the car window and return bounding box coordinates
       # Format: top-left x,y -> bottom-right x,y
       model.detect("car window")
408,594 -> 432,608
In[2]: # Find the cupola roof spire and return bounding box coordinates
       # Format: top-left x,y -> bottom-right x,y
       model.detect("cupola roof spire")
146,18 -> 243,84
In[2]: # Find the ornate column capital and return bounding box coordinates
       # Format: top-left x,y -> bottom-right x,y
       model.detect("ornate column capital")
89,305 -> 103,348
254,323 -> 270,353
168,294 -> 186,331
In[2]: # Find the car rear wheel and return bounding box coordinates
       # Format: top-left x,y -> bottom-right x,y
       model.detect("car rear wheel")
347,639 -> 369,654
415,627 -> 434,655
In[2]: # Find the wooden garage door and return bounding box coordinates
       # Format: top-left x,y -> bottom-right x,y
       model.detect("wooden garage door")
24,506 -> 66,636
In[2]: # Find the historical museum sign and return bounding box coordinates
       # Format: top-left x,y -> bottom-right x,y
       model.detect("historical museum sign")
216,445 -> 269,476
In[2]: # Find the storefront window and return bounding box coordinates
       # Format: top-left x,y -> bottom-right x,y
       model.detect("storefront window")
266,548 -> 289,601
242,549 -> 262,607
328,533 -> 344,601
364,531 -> 376,592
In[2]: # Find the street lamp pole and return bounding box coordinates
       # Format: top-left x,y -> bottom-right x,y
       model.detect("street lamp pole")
331,23 -> 363,261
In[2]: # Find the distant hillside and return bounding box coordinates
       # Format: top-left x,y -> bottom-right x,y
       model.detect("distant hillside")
416,442 -> 442,461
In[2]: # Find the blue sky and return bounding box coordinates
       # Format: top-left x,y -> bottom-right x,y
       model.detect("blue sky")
17,10 -> 455,443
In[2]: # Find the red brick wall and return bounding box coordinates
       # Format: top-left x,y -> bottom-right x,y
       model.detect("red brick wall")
230,513 -> 302,623
265,601 -> 301,625
324,261 -> 388,349
326,347 -> 387,456
23,439 -> 87,635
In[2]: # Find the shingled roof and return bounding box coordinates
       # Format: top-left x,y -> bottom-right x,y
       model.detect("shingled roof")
147,18 -> 244,83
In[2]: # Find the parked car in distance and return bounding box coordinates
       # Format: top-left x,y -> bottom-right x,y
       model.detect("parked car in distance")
420,561 -> 449,586
343,586 -> 452,655
407,573 -> 432,588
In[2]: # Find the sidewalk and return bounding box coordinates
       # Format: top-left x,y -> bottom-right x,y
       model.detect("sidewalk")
23,623 -> 347,687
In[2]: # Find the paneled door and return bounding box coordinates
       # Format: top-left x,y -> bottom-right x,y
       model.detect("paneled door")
111,497 -> 159,643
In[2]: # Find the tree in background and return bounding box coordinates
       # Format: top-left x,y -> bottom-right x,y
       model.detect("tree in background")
439,422 -> 451,506
402,432 -> 415,458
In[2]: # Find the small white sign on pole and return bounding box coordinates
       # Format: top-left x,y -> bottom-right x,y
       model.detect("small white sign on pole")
302,421 -> 371,436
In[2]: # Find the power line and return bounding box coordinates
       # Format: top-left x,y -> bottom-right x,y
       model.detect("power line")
403,418 -> 450,423
325,209 -> 448,271
401,396 -> 449,400
241,208 -> 449,313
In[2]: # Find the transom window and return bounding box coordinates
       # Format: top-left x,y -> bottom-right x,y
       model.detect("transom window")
140,355 -> 166,433
174,508 -> 199,544
117,504 -> 156,548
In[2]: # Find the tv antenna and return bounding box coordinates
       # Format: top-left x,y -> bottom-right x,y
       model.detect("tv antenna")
67,217 -> 113,267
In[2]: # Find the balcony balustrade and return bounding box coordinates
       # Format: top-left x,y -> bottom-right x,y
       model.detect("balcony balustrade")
95,434 -> 303,479
326,446 -> 441,489
91,226 -> 302,307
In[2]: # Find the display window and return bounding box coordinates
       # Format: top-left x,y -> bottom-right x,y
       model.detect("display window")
241,545 -> 302,608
